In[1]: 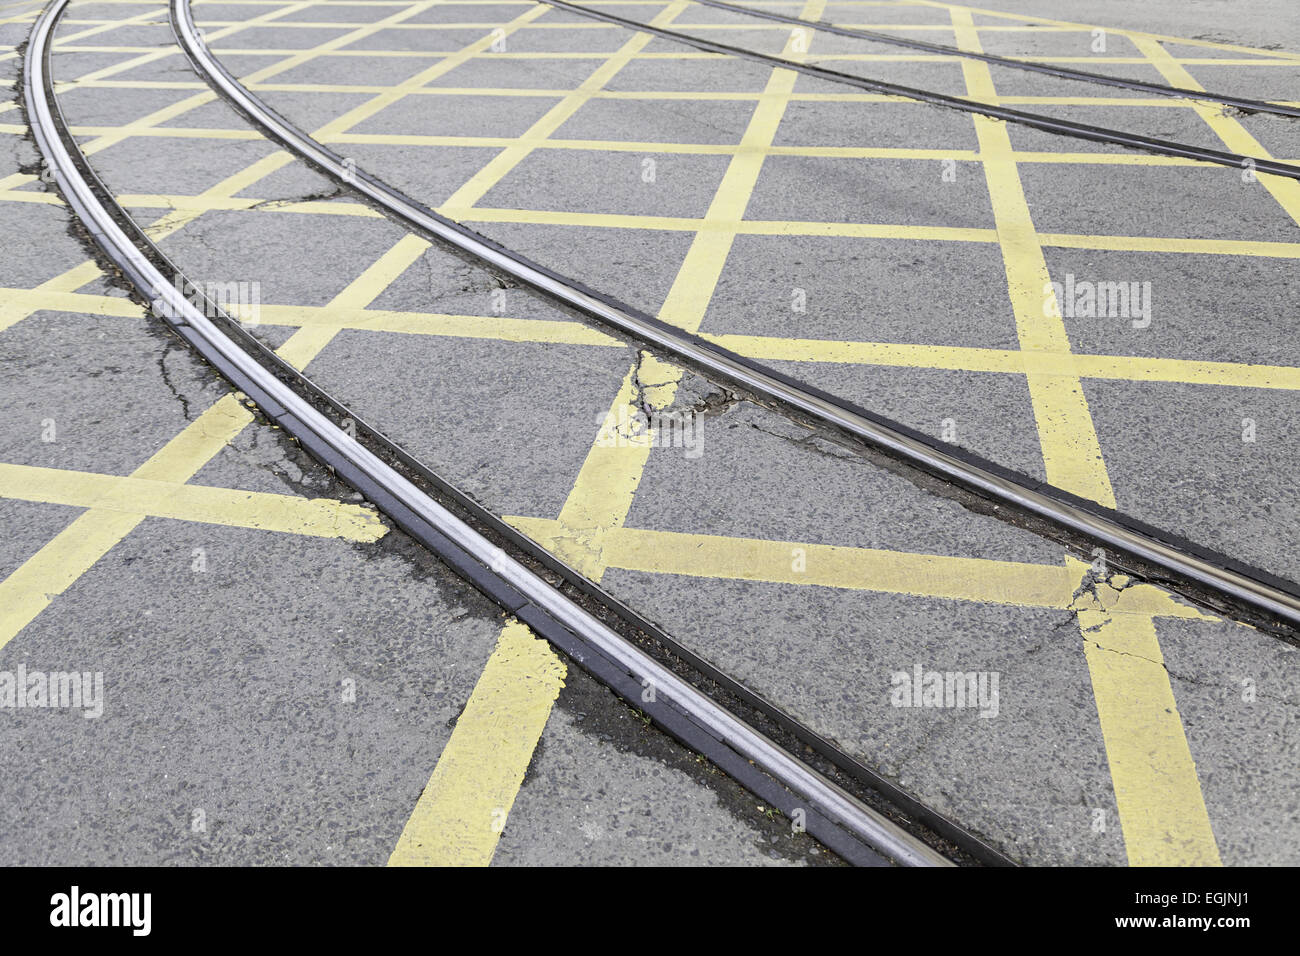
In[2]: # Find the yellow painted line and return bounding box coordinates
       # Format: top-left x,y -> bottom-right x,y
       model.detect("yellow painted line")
106,6 -> 555,248
546,357 -> 676,575
142,152 -> 299,242
0,231 -> 430,651
18,288 -> 1300,395
0,187 -> 66,204
258,302 -> 620,346
507,516 -> 1213,621
949,7 -> 1221,867
602,520 -> 1074,608
1069,352 -> 1300,392
74,77 -> 1295,112
0,263 -> 104,334
307,5 -> 552,140
0,3 -> 316,172
118,192 -> 383,218
32,173 -> 1300,259
274,234 -> 430,368
0,3 -> 163,65
710,331 -> 1024,373
0,286 -> 141,318
952,10 -> 1113,508
0,396 -> 251,652
1,9 -> 528,337
913,0 -> 1300,61
389,0 -> 827,866
183,18 -> 613,31
1043,232 -> 1300,259
0,462 -> 387,540
1077,580 -> 1223,864
442,0 -> 691,210
388,619 -> 566,867
60,125 -> 265,140
1134,36 -> 1300,224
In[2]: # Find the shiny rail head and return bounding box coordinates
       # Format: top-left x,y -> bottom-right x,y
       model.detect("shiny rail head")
27,0 -> 959,867
164,0 -> 1300,637
686,0 -> 1300,119
537,0 -> 1300,181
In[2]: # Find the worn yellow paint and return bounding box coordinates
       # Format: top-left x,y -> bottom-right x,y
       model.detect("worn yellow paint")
388,2 -> 826,866
951,10 -> 1114,508
507,516 -> 1215,621
11,0 -> 1257,868
913,0 -> 1300,61
0,462 -> 387,541
0,262 -> 103,334
387,620 -> 566,867
27,282 -> 1300,392
1134,35 -> 1300,223
950,8 -> 1221,866
309,5 -> 551,140
442,0 -> 691,211
274,234 -> 431,368
545,355 -> 677,575
1043,232 -> 1300,259
0,395 -> 250,652
262,303 -> 620,346
0,2 -> 316,187
1076,572 -> 1223,865
0,230 -> 427,650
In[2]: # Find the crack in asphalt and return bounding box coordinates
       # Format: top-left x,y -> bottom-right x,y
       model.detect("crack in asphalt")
155,339 -> 193,420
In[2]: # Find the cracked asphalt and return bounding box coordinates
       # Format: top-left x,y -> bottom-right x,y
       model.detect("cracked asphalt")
0,0 -> 1298,868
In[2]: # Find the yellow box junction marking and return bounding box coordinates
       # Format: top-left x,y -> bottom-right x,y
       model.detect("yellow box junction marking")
0,233 -> 426,652
0,0 -> 1287,866
950,7 -> 1220,867
0,462 -> 387,541
387,620 -> 566,866
390,0 -> 828,865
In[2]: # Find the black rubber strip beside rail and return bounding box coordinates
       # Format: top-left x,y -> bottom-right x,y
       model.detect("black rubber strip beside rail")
688,0 -> 1300,119
169,0 -> 1300,638
21,0 -> 1019,868
541,0 -> 1300,180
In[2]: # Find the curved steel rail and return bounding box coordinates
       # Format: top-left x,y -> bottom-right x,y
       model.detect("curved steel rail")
27,0 -> 955,868
170,0 -> 1300,633
687,0 -> 1300,119
537,0 -> 1300,180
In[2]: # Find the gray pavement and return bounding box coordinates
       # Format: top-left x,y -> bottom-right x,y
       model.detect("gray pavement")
0,0 -> 1298,868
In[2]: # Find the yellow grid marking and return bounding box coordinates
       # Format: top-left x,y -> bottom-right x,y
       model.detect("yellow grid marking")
506,515 -> 1215,620
951,6 -> 1217,867
306,3 -> 552,139
953,12 -> 1112,507
441,0 -> 692,211
0,228 -> 437,652
51,82 -> 1300,116
2,0 -> 1288,866
1133,36 -> 1300,223
912,0 -> 1300,61
388,619 -> 566,867
22,177 -> 1296,259
0,462 -> 388,541
0,395 -> 252,652
0,262 -> 102,334
1079,596 -> 1223,867
393,0 -> 828,865
0,5 -> 596,647
0,2 -> 317,156
25,286 -> 1300,394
